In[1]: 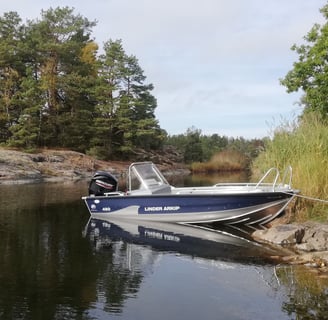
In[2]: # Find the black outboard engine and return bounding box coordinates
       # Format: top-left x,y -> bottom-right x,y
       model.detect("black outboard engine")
88,171 -> 118,196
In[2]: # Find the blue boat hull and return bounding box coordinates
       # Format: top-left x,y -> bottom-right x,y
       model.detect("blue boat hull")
83,192 -> 294,225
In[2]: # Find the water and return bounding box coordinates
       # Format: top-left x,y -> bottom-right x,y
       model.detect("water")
0,179 -> 327,320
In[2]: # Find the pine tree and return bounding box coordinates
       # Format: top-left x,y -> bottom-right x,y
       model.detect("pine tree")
93,39 -> 163,159
0,12 -> 25,143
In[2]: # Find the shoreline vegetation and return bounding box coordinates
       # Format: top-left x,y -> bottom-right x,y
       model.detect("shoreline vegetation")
190,149 -> 250,174
252,112 -> 328,223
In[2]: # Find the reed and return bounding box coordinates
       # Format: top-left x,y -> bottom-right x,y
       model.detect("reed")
252,113 -> 328,222
191,150 -> 249,173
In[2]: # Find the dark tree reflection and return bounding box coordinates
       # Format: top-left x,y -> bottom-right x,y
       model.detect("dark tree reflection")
0,191 -> 145,320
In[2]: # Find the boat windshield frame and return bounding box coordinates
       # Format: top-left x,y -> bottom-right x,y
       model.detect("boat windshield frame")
127,162 -> 170,192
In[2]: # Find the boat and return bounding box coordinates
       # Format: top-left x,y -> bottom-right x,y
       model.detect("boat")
82,161 -> 298,226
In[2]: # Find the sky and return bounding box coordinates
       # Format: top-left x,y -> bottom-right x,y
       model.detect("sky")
1,1 -> 326,138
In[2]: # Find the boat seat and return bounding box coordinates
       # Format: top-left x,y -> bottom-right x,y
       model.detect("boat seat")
150,184 -> 171,195
142,178 -> 171,194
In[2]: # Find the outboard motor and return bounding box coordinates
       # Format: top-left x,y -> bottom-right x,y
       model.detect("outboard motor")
88,171 -> 118,196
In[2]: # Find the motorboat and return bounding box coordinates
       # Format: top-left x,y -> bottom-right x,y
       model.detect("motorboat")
82,162 -> 298,226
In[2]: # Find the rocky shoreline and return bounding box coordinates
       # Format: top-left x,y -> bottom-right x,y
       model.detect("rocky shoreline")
0,148 -> 124,183
0,148 -> 188,184
1,148 -> 327,272
252,220 -> 328,274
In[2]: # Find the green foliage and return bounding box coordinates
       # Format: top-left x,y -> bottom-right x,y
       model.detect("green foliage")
280,4 -> 328,119
0,8 -> 164,159
92,39 -> 163,159
166,126 -> 264,166
182,127 -> 203,163
200,133 -> 229,161
252,113 -> 328,221
0,12 -> 25,143
264,4 -> 328,221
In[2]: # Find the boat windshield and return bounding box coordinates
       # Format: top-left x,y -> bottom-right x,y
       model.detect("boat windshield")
128,162 -> 170,191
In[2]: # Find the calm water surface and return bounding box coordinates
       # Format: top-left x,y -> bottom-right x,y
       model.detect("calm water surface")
0,178 -> 327,320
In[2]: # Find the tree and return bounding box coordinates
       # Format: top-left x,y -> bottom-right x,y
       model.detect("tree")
93,39 -> 163,159
280,4 -> 328,120
8,69 -> 44,148
183,127 -> 203,163
200,133 -> 228,161
0,8 -> 165,159
0,12 -> 25,143
91,40 -> 127,158
6,7 -> 98,150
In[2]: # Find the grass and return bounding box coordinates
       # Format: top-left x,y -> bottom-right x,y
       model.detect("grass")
252,112 -> 328,222
191,149 -> 249,173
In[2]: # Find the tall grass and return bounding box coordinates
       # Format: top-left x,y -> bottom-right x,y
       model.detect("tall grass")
191,150 -> 249,173
252,113 -> 328,222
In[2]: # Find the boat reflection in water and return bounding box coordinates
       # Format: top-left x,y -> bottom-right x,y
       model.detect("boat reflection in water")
84,217 -> 286,264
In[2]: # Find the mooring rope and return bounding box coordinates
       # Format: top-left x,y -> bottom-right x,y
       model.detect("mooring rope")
284,191 -> 328,204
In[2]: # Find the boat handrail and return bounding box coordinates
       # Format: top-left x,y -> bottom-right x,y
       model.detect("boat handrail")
280,165 -> 293,188
255,167 -> 280,191
254,166 -> 293,191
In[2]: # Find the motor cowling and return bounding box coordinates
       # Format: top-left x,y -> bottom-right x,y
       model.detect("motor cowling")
88,171 -> 118,196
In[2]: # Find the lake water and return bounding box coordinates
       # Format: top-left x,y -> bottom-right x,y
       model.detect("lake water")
1,179 -> 328,320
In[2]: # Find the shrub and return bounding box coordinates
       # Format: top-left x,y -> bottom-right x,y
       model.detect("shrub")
191,150 -> 249,173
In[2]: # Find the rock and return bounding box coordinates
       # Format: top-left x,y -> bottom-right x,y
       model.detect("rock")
31,155 -> 47,162
295,224 -> 328,252
48,155 -> 65,163
0,148 -> 187,184
0,148 -> 127,183
252,224 -> 306,245
252,222 -> 328,269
